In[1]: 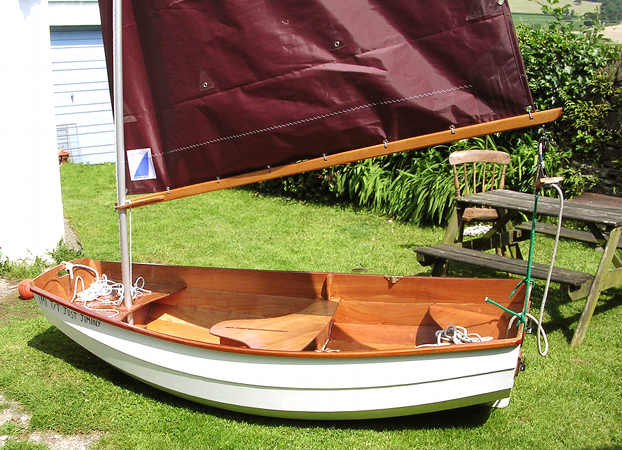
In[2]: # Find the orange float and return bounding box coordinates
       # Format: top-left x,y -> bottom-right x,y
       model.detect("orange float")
18,279 -> 34,300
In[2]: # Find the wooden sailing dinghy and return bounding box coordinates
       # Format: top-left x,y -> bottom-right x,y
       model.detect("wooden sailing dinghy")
32,0 -> 561,419
33,260 -> 527,419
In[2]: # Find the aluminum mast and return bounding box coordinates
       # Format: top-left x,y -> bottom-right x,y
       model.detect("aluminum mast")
113,0 -> 133,324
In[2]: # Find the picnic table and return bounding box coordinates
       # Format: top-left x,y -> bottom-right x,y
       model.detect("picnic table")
416,189 -> 622,347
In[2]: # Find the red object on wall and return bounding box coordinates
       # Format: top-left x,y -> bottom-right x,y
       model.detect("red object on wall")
58,150 -> 70,165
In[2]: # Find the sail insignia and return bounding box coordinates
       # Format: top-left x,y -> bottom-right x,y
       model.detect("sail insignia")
127,148 -> 156,181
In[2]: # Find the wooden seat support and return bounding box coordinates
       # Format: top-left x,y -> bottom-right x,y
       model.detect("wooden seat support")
210,301 -> 338,351
116,281 -> 187,321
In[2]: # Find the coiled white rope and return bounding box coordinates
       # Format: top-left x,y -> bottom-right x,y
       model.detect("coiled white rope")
62,261 -> 151,318
416,325 -> 493,348
71,274 -> 124,317
507,311 -> 549,356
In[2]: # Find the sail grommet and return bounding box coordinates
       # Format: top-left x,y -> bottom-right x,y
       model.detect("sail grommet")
383,140 -> 388,149
497,0 -> 505,5
323,153 -> 327,161
526,106 -> 534,120
450,125 -> 456,135
333,40 -> 342,48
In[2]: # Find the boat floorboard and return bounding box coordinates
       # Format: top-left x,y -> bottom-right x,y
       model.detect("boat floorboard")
145,313 -> 220,344
210,301 -> 337,351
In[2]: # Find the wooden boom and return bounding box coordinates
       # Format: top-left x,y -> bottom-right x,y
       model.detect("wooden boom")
117,108 -> 562,210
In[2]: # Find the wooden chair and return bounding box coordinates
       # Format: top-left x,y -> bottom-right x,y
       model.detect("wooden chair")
449,149 -> 510,223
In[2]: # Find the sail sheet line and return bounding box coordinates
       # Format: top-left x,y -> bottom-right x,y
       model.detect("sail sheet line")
154,84 -> 474,158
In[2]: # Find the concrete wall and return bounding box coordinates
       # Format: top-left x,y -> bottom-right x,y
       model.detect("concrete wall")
0,0 -> 65,261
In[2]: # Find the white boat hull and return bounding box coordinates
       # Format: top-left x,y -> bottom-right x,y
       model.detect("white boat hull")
36,294 -> 519,419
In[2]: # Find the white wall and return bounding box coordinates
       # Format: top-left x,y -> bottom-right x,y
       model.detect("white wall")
0,0 -> 65,261
49,0 -> 101,27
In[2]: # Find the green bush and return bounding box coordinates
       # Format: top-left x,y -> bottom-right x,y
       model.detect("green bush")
335,137 -> 508,225
601,0 -> 622,23
516,7 -> 621,162
253,168 -> 339,203
336,148 -> 453,225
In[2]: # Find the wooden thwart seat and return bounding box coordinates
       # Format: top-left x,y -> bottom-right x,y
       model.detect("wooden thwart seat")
429,304 -> 500,328
116,281 -> 187,321
210,301 -> 338,351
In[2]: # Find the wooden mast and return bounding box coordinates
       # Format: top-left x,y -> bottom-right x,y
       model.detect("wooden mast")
117,107 -> 562,210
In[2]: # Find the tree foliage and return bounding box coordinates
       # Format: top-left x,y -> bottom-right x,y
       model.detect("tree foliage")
599,0 -> 622,23
516,1 -> 621,168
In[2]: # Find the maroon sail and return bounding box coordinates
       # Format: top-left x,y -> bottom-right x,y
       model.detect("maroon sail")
99,1 -> 533,195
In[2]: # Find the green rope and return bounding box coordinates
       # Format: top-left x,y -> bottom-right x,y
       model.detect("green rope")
486,187 -> 539,327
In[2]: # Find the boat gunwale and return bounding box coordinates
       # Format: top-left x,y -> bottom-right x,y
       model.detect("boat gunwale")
31,263 -> 525,359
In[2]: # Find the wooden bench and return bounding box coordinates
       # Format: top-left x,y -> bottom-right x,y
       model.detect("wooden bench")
516,222 -> 622,249
416,245 -> 593,296
430,189 -> 622,347
210,301 -> 338,351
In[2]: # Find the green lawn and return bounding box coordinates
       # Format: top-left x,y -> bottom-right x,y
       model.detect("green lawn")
510,0 -> 601,26
510,0 -> 600,15
512,12 -> 558,26
1,163 -> 621,449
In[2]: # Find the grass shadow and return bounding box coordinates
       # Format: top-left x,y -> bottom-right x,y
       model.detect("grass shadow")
238,403 -> 493,432
541,289 -> 622,343
28,326 -> 493,432
28,326 -> 216,413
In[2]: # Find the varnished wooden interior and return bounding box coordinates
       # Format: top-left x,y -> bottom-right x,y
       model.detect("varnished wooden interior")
210,301 -> 338,351
33,259 -> 526,354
